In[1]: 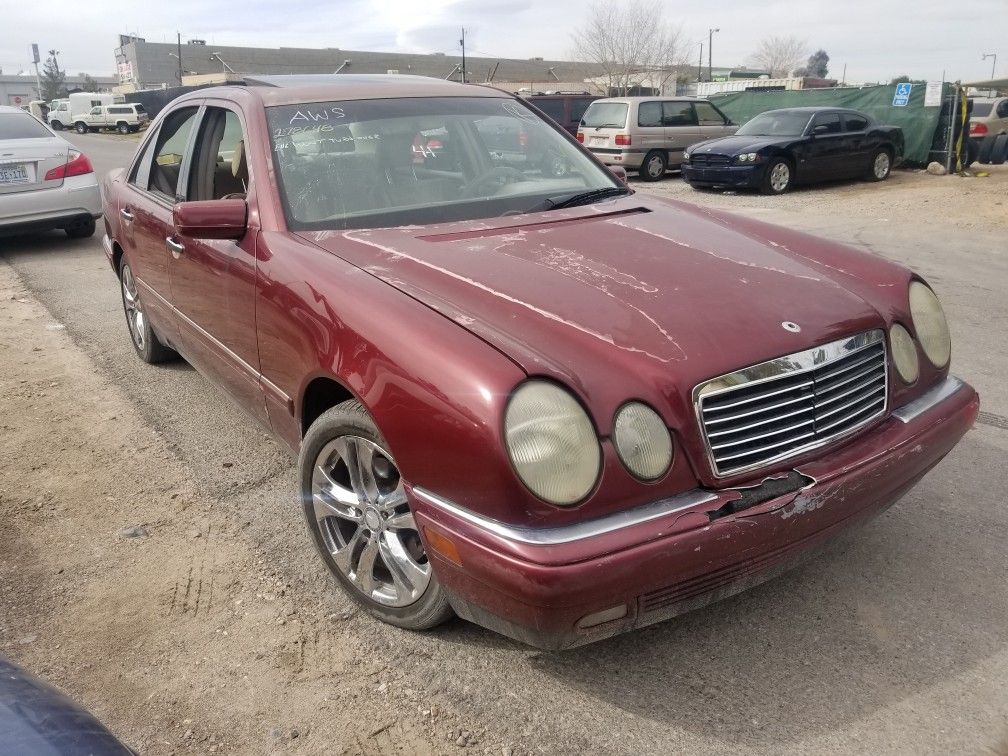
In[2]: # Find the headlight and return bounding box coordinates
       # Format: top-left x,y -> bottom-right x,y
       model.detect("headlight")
909,281 -> 951,367
683,150 -> 691,161
736,152 -> 759,163
889,324 -> 919,383
613,402 -> 673,480
504,381 -> 600,506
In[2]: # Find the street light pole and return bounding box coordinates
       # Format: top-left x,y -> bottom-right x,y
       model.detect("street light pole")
982,52 -> 997,79
697,42 -> 703,83
459,27 -> 466,84
708,28 -> 720,83
176,32 -> 183,84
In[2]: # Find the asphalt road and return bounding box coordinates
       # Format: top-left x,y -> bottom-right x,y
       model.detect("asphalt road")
2,131 -> 1006,755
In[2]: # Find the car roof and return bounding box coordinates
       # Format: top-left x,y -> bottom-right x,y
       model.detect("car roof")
197,74 -> 510,108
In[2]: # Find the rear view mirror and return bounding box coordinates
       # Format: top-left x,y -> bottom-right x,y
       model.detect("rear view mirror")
173,199 -> 247,240
609,165 -> 628,184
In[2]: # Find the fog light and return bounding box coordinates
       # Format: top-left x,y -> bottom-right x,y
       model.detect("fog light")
576,604 -> 628,629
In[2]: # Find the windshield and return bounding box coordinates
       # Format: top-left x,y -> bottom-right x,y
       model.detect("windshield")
736,111 -> 812,137
580,102 -> 629,129
267,97 -> 619,231
0,112 -> 52,139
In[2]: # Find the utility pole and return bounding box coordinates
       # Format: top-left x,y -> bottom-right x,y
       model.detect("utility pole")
459,27 -> 466,84
708,28 -> 719,83
697,42 -> 703,83
982,52 -> 997,80
177,32 -> 183,84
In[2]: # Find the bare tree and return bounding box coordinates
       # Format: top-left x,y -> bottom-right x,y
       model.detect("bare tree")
749,35 -> 808,78
572,1 -> 689,96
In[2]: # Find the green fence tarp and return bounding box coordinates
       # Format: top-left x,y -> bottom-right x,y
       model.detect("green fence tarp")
710,83 -> 952,165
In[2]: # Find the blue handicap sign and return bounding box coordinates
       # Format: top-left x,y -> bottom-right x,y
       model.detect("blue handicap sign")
893,82 -> 912,107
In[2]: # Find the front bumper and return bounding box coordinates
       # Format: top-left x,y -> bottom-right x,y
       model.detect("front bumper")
682,162 -> 762,189
412,376 -> 978,649
0,174 -> 102,231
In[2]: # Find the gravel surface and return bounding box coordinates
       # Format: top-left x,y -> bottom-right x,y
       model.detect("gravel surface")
0,133 -> 1005,755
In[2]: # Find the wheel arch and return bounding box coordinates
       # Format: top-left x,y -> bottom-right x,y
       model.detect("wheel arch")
300,375 -> 357,437
111,239 -> 125,272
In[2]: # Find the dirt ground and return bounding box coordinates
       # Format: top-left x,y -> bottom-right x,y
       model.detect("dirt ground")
1,150 -> 1006,755
0,265 -> 500,754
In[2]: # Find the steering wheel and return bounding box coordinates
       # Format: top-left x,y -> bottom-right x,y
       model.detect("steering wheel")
462,166 -> 525,196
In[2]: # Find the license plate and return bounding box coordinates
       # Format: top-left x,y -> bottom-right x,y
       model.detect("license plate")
589,136 -> 607,147
0,164 -> 30,185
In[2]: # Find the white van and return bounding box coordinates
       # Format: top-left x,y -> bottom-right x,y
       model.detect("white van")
47,92 -> 119,131
578,97 -> 737,181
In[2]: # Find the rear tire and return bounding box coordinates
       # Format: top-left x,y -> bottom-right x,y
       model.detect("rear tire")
977,135 -> 996,164
50,121 -> 63,131
117,122 -> 129,134
990,134 -> 1008,165
866,148 -> 892,181
761,157 -> 793,194
299,400 -> 455,631
64,217 -> 95,239
119,259 -> 177,364
962,138 -> 978,169
74,121 -> 88,134
638,150 -> 667,182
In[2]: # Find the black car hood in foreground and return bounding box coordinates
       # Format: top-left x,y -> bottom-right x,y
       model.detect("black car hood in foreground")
691,134 -> 799,154
0,657 -> 132,755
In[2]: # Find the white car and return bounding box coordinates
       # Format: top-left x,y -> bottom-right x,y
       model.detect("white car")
0,106 -> 102,238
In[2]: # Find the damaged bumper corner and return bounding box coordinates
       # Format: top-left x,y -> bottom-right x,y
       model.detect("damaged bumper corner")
410,375 -> 979,650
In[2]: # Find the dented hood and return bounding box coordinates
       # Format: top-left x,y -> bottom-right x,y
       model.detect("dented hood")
300,197 -> 884,425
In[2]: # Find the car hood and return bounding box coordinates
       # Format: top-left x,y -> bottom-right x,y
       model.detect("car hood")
302,197 -> 885,428
691,134 -> 795,154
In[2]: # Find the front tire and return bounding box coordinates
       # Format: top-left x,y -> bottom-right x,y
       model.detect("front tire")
638,150 -> 667,182
117,122 -> 130,134
119,259 -> 177,363
299,400 -> 454,631
761,157 -> 793,194
74,121 -> 88,134
51,121 -> 63,131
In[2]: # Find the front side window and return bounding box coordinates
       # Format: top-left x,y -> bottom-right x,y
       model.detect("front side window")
811,113 -> 842,135
693,101 -> 726,125
187,107 -> 248,201
662,102 -> 696,127
267,97 -> 621,231
132,106 -> 198,199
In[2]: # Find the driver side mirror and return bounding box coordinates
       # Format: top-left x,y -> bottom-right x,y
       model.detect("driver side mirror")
173,199 -> 248,240
811,124 -> 830,136
609,165 -> 628,185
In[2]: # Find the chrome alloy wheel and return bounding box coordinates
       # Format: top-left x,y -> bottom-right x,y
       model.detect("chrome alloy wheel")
646,154 -> 664,178
310,436 -> 430,607
121,264 -> 145,350
873,151 -> 891,179
769,162 -> 790,192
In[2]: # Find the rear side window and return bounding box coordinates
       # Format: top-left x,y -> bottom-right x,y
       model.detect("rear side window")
570,98 -> 594,123
134,104 -> 146,114
533,99 -> 565,124
662,102 -> 696,127
844,113 -> 869,131
581,101 -> 628,128
0,112 -> 51,139
693,101 -> 727,125
637,101 -> 662,127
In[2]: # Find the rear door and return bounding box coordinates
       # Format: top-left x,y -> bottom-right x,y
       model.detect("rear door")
636,100 -> 668,155
118,104 -> 201,346
0,110 -> 69,198
841,112 -> 872,174
661,100 -> 700,166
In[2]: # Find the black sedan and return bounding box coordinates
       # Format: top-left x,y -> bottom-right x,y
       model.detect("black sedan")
681,107 -> 903,194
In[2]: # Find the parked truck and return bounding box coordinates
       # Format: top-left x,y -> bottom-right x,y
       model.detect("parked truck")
73,103 -> 149,134
47,92 -> 122,130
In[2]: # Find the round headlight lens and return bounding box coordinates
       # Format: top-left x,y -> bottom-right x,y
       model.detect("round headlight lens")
889,324 -> 919,384
504,381 -> 600,506
909,281 -> 951,367
613,402 -> 673,481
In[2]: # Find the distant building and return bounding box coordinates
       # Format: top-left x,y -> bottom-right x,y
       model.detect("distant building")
0,74 -> 118,107
113,35 -> 607,94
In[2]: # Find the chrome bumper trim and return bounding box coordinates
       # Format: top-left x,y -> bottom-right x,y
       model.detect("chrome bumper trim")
411,487 -> 718,546
892,375 -> 965,424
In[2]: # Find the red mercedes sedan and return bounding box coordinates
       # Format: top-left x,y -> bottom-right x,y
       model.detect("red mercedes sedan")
100,75 -> 978,649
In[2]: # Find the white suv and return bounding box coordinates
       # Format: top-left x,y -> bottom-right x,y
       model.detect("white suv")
74,104 -> 149,134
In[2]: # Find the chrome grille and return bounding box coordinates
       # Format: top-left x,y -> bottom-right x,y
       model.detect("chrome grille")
695,330 -> 888,477
689,154 -> 731,167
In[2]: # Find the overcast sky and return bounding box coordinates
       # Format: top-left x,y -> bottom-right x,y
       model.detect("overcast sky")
1,0 -> 1003,84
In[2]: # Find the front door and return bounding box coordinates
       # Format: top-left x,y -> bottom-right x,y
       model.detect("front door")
693,101 -> 736,142
661,101 -> 700,166
804,112 -> 847,179
167,104 -> 267,426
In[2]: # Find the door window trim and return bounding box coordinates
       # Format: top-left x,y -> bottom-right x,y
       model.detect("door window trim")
126,102 -> 205,203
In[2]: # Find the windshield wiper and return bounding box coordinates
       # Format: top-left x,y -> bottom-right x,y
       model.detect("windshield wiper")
523,186 -> 630,214
592,123 -> 624,130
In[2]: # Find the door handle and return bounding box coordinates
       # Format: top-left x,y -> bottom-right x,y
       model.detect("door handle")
120,207 -> 134,223
166,237 -> 185,259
